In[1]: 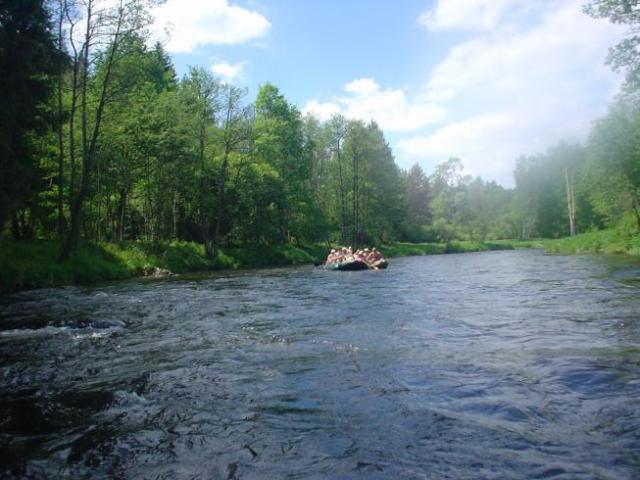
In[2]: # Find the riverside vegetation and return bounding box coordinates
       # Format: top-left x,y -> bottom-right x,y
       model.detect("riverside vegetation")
2,1 -> 640,291
3,230 -> 639,291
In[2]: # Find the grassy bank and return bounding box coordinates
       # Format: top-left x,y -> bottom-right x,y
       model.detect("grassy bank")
0,240 -> 328,292
2,230 -> 638,292
539,229 -> 640,256
0,238 -> 529,292
382,230 -> 640,258
378,239 -> 535,258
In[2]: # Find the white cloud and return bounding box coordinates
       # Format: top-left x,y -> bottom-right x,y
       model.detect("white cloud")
345,78 -> 380,95
302,100 -> 341,122
423,1 -> 620,105
399,0 -> 625,185
419,0 -> 525,31
399,113 -> 537,185
211,61 -> 246,82
303,79 -> 446,132
152,0 -> 270,53
301,1 -> 625,185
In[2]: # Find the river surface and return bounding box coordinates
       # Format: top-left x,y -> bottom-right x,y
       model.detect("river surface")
1,250 -> 639,479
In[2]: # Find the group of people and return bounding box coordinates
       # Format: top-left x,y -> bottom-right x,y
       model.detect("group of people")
325,246 -> 386,267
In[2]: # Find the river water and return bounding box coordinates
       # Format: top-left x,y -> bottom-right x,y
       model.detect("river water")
1,250 -> 639,479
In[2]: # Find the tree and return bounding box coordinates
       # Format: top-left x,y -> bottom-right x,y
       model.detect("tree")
0,0 -> 62,237
62,0 -> 152,256
337,120 -> 405,244
584,0 -> 640,90
358,121 -> 405,243
399,164 -> 433,242
405,164 -> 431,225
54,0 -> 69,237
586,97 -> 640,228
210,84 -> 252,259
254,83 -> 313,243
326,114 -> 348,243
344,121 -> 366,245
181,67 -> 221,254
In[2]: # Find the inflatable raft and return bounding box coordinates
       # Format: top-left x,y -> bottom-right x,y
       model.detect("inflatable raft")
324,258 -> 388,271
324,260 -> 370,271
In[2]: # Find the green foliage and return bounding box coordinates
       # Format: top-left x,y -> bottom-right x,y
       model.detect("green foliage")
219,244 -> 320,269
541,228 -> 640,255
420,159 -> 515,242
404,164 -> 431,226
0,0 -> 62,236
584,0 -> 640,90
253,83 -> 319,243
585,97 -> 640,228
379,240 -> 519,258
305,118 -> 407,245
0,239 -> 329,291
0,240 -> 129,291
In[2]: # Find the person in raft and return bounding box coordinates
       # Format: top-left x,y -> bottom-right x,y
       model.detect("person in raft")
326,247 -> 348,264
325,247 -> 386,266
368,248 -> 383,263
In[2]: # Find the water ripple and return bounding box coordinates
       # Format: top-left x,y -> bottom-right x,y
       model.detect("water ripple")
1,250 -> 639,479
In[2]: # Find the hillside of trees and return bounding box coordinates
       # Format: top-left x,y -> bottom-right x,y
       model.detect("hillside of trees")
2,0 -> 639,261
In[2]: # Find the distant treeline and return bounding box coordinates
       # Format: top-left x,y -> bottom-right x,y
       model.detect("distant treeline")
1,0 -> 639,259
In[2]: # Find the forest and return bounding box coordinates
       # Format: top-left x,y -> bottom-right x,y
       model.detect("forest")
1,0 -> 639,270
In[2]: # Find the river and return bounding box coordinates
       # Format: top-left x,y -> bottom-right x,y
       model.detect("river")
1,250 -> 639,479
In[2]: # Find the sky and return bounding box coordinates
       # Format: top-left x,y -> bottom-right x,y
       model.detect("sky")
149,0 -> 627,187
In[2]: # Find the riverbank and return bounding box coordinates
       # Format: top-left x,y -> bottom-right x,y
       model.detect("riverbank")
381,229 -> 640,258
2,230 -> 638,292
539,229 -> 640,255
0,240 -> 328,292
1,238 -> 539,292
378,239 -> 535,257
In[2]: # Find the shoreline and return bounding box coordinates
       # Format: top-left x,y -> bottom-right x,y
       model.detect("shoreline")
1,230 -> 638,292
0,240 -> 328,293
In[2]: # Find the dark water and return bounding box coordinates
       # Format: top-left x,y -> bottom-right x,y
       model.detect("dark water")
1,250 -> 640,479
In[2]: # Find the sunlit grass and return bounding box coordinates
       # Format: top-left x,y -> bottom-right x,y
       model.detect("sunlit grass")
379,240 -> 524,257
540,229 -> 640,255
0,239 -> 328,291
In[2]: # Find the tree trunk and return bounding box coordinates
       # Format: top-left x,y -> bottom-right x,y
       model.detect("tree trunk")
56,0 -> 66,237
352,147 -> 360,247
197,106 -> 209,249
631,194 -> 640,230
336,143 -> 347,245
144,154 -> 156,241
11,211 -> 21,241
172,190 -> 179,239
63,1 -> 123,257
62,1 -> 93,257
116,189 -> 127,241
564,166 -> 576,236
210,149 -> 230,260
96,157 -> 102,242
67,10 -> 80,222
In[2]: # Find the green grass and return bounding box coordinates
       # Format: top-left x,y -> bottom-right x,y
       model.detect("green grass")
379,240 -> 526,258
539,229 -> 640,255
381,231 -> 640,259
0,240 -> 130,291
210,243 -> 324,270
102,241 -> 213,274
0,239 -> 328,292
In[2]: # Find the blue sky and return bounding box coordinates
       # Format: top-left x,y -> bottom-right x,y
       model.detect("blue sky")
150,0 -> 626,186
164,0 -> 446,98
